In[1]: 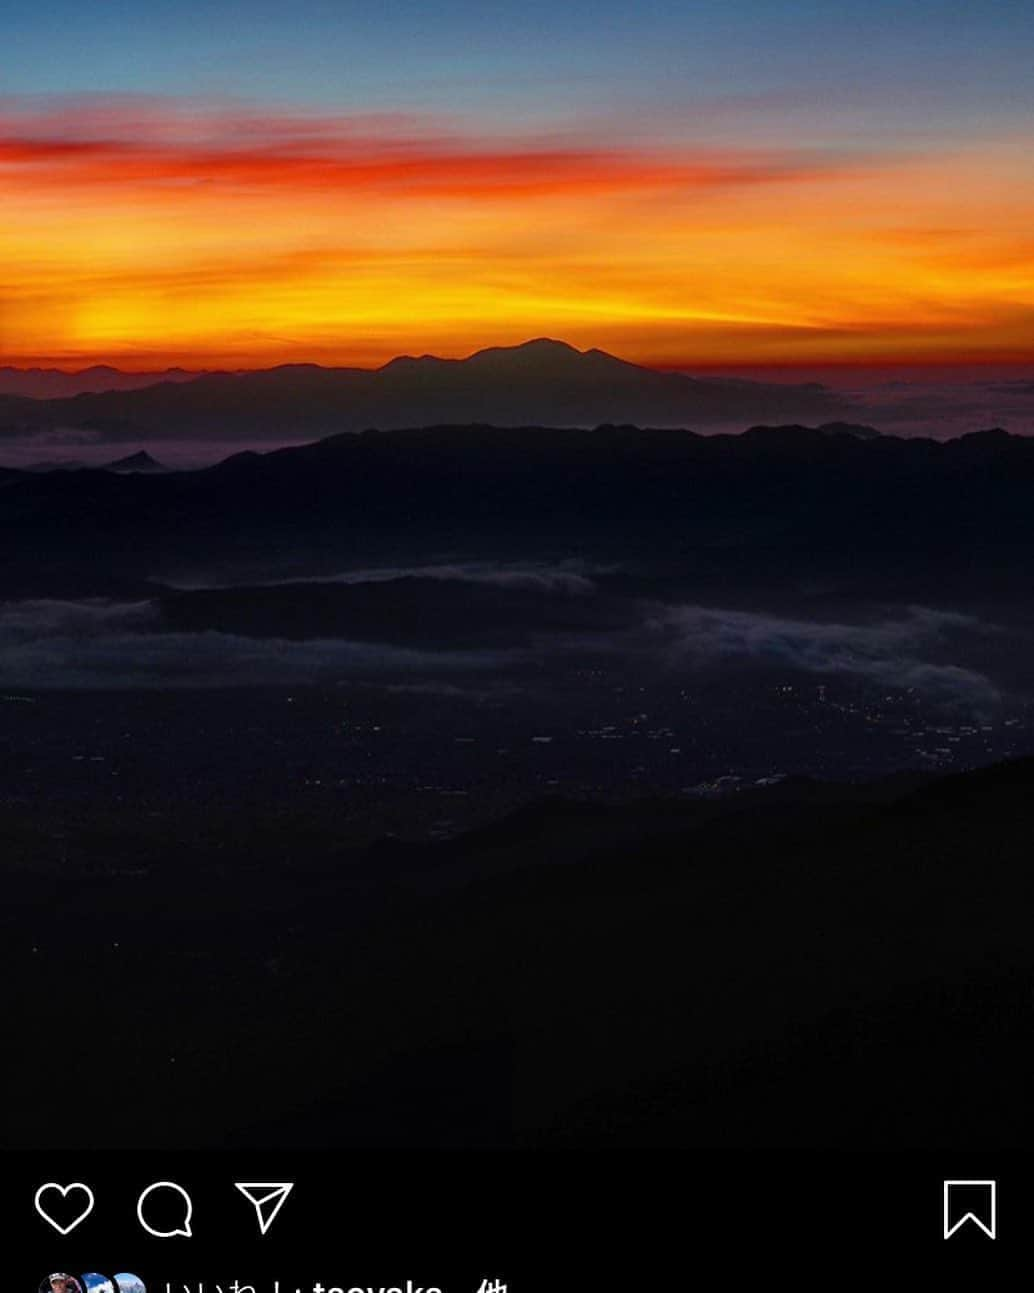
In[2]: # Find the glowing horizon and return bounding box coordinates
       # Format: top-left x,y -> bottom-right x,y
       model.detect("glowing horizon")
3,1 -> 1032,372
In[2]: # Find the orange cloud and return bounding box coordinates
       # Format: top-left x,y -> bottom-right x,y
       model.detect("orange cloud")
1,97 -> 1031,370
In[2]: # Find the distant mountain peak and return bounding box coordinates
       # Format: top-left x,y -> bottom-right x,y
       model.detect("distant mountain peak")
463,337 -> 641,379
467,338 -> 582,364
104,450 -> 166,473
478,337 -> 580,357
378,338 -> 614,380
378,352 -> 445,372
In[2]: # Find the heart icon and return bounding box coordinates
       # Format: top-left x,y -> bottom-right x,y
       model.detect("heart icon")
34,1182 -> 95,1235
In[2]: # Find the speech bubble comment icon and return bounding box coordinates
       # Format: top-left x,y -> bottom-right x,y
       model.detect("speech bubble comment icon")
136,1182 -> 193,1238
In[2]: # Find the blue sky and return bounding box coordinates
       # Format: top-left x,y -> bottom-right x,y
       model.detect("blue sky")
6,0 -> 1032,138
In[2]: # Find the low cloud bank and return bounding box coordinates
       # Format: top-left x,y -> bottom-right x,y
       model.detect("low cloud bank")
0,599 -> 520,688
642,604 -> 999,706
0,595 -> 1004,706
167,560 -> 609,595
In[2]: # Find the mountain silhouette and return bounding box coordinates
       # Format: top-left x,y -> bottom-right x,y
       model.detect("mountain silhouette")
0,364 -> 205,399
103,450 -> 167,473
3,420 -> 1034,604
0,338 -> 853,445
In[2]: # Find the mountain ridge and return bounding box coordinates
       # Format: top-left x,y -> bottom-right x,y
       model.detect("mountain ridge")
3,419 -> 1034,601
0,337 -> 854,444
0,364 -> 210,399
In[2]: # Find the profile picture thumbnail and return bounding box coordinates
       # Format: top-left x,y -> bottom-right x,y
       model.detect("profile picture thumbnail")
40,1277 -> 83,1293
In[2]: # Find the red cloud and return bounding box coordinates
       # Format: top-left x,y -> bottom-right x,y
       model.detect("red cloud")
0,96 -> 856,200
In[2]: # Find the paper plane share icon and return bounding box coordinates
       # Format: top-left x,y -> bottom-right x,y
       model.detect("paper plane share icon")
235,1182 -> 294,1235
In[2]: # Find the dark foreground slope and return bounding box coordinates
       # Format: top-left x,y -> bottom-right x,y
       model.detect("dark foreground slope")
3,755 -> 1033,1150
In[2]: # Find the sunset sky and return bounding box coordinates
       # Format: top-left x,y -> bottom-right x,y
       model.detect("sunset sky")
2,0 -> 1032,371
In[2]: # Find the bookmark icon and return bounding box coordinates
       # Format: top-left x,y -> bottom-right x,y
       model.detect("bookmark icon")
944,1180 -> 996,1239
234,1182 -> 294,1235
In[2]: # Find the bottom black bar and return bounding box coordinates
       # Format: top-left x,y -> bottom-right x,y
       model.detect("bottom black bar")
5,1150 -> 1026,1285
